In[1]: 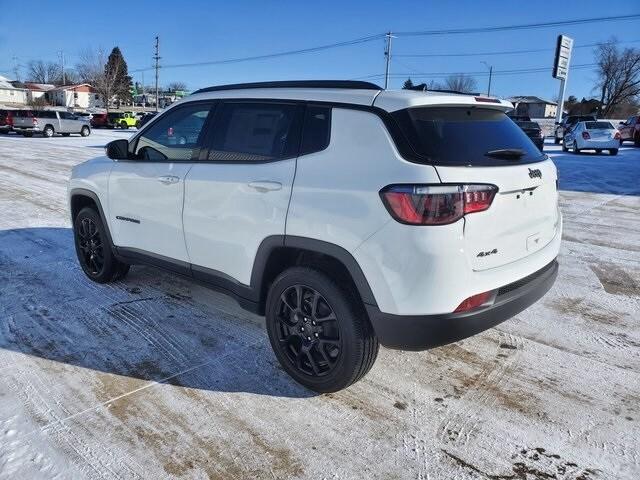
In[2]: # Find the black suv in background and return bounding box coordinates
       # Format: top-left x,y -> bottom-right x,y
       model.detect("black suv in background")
514,120 -> 544,151
554,115 -> 596,144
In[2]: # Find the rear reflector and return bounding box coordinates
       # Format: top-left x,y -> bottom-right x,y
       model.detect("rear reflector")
454,290 -> 496,313
380,184 -> 498,225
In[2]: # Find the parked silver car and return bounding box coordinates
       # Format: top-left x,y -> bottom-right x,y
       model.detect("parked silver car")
12,110 -> 91,137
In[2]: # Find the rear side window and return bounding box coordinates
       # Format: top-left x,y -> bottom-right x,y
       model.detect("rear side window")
393,107 -> 545,166
207,102 -> 301,162
300,106 -> 331,155
585,121 -> 613,129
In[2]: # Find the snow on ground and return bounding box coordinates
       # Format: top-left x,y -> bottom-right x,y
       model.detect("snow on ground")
0,129 -> 638,479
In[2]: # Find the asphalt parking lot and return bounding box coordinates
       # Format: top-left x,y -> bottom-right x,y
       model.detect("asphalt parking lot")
0,130 -> 638,479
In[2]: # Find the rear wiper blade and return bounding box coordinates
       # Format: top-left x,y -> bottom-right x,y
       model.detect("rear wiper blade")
484,148 -> 526,160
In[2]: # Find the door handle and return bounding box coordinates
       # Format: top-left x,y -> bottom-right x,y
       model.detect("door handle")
158,175 -> 180,185
248,181 -> 282,192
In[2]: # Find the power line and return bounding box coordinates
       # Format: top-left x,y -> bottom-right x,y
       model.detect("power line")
395,39 -> 640,58
130,33 -> 384,73
394,13 -> 640,37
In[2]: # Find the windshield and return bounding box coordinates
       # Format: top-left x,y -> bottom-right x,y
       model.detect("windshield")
585,121 -> 613,130
515,121 -> 540,129
393,107 -> 545,166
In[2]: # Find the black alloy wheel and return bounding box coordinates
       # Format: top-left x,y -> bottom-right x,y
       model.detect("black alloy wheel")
76,216 -> 105,275
275,284 -> 342,377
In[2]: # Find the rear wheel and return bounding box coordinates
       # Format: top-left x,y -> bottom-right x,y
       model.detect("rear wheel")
43,125 -> 54,137
609,148 -> 618,156
120,121 -> 128,129
265,267 -> 379,393
554,136 -> 560,145
73,207 -> 129,283
562,141 -> 568,152
80,126 -> 90,137
573,141 -> 581,154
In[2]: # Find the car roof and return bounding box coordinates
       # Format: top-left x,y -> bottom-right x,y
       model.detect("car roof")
186,81 -> 513,113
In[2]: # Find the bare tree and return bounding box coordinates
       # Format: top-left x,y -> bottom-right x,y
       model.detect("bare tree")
27,60 -> 61,84
75,48 -> 121,111
166,81 -> 187,92
595,39 -> 640,118
442,74 -> 477,93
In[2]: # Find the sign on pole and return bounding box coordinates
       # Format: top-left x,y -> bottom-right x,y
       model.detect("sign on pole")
553,35 -> 573,124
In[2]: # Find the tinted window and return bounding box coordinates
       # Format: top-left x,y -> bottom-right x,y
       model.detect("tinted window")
515,121 -> 540,129
208,103 -> 301,162
300,106 -> 331,155
36,111 -> 57,119
393,107 -> 544,166
133,103 -> 213,161
585,121 -> 614,129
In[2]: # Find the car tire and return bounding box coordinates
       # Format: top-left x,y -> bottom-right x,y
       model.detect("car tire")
80,126 -> 90,137
43,125 -> 54,138
573,141 -> 581,154
609,149 -> 618,156
135,121 -> 141,129
265,267 -> 379,393
562,142 -> 568,152
120,121 -> 128,129
595,149 -> 602,154
554,137 -> 560,145
73,207 -> 130,283
634,135 -> 640,147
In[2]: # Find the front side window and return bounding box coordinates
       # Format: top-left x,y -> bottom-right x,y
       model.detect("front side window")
133,103 -> 213,161
207,102 -> 301,162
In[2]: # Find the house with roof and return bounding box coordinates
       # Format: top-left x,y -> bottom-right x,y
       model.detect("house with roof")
0,75 -> 27,105
508,96 -> 558,118
48,83 -> 104,109
24,83 -> 56,104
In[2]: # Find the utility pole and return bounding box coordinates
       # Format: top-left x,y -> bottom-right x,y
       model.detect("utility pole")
11,56 -> 19,82
141,70 -> 146,109
58,50 -> 66,85
153,36 -> 161,112
481,61 -> 492,96
384,31 -> 394,90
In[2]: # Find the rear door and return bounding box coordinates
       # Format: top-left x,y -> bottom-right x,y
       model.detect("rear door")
183,101 -> 303,286
108,101 -> 215,263
393,106 -> 559,271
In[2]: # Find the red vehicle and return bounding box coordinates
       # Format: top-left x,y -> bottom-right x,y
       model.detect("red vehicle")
90,113 -> 110,129
618,115 -> 640,146
0,109 -> 17,134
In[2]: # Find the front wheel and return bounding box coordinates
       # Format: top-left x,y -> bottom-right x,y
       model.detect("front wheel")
554,137 -> 560,145
265,267 -> 379,393
609,148 -> 618,156
573,141 -> 581,154
80,126 -> 90,137
73,207 -> 129,283
562,142 -> 568,152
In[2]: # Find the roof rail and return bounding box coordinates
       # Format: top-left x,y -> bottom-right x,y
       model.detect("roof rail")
192,80 -> 382,95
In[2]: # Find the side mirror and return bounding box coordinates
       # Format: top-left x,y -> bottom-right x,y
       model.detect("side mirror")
619,121 -> 625,125
105,139 -> 129,160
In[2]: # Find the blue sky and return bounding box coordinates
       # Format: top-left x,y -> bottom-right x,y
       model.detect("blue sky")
0,1 -> 638,101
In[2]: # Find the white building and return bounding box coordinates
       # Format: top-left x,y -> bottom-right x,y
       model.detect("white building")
49,84 -> 104,109
24,83 -> 56,103
0,75 -> 27,105
508,96 -> 558,118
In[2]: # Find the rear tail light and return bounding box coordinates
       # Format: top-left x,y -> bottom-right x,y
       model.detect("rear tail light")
454,290 -> 496,313
614,131 -> 621,140
380,184 -> 498,226
582,131 -> 590,140
32,117 -> 38,126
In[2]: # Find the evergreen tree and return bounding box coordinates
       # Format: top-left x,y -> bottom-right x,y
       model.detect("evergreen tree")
403,78 -> 414,89
105,47 -> 133,103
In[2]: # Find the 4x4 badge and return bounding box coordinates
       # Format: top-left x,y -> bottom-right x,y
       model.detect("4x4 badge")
528,168 -> 542,179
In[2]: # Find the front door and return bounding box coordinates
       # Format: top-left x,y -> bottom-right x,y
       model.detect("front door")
108,101 -> 215,263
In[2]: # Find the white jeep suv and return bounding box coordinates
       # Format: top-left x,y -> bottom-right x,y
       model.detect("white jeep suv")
68,81 -> 561,392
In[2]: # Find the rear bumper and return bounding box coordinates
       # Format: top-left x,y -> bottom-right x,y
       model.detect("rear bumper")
366,259 -> 558,351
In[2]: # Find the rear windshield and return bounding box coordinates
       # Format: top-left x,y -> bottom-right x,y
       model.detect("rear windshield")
393,107 -> 545,166
585,121 -> 613,129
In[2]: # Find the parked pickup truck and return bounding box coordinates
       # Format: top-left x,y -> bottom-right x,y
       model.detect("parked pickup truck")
13,110 -> 91,137
618,115 -> 640,146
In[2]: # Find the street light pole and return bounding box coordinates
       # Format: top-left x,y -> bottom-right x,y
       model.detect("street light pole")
384,31 -> 393,90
